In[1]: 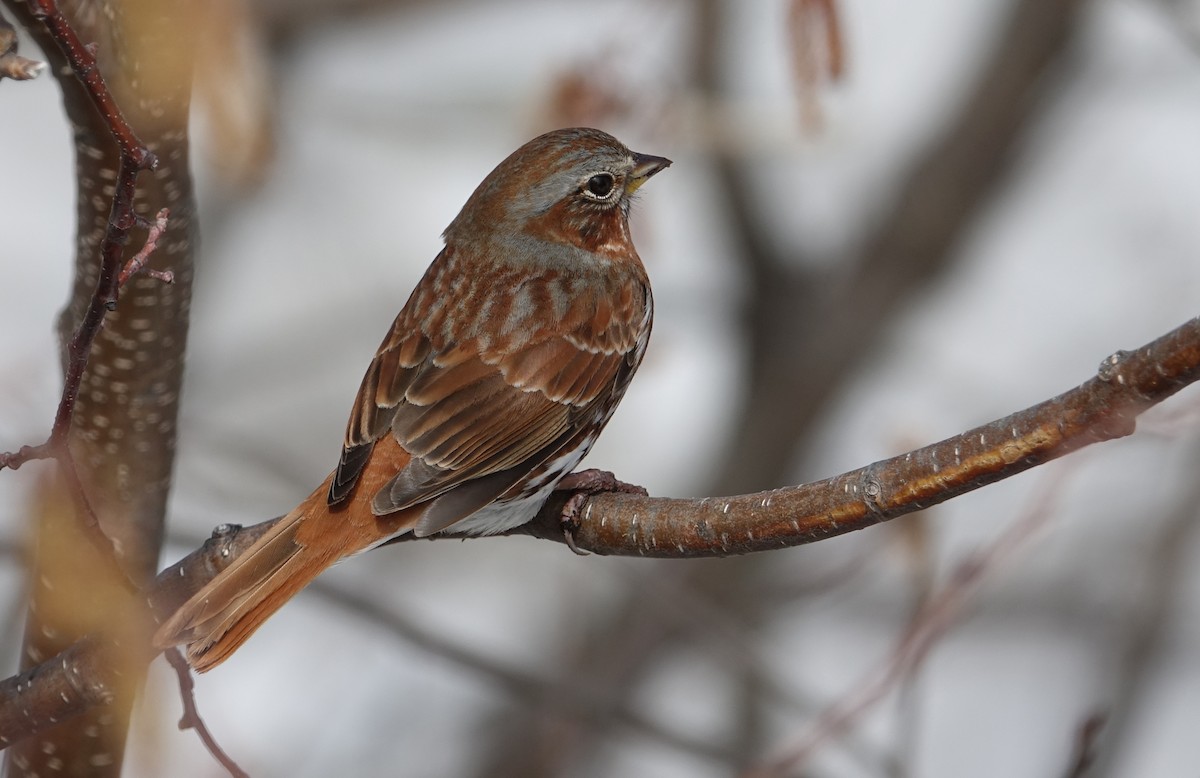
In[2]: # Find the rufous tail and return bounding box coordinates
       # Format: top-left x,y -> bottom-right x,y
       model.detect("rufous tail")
156,437 -> 418,671
154,481 -> 344,672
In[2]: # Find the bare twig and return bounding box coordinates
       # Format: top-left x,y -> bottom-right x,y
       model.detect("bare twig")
1062,713 -> 1108,778
117,208 -> 175,287
0,6 -> 176,619
24,0 -> 155,168
162,649 -> 249,778
0,534 -> 241,757
0,1 -> 179,605
0,0 -> 159,573
0,0 -> 156,464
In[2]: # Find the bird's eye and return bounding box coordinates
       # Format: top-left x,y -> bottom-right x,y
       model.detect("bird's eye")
584,173 -> 616,199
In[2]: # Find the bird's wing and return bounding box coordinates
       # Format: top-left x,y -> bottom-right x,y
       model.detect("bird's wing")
328,247 -> 649,518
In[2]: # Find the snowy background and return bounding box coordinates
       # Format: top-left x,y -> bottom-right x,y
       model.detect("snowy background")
2,0 -> 1200,776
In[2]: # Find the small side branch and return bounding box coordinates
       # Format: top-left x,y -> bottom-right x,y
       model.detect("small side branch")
117,208 -> 174,288
0,0 -> 159,466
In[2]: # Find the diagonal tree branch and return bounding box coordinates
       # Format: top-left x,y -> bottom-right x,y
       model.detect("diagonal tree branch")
521,316 -> 1200,556
710,0 -> 1091,494
1,314 -> 1196,748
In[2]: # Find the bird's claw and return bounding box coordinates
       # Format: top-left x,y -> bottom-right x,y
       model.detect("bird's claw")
555,469 -> 648,556
560,492 -> 590,556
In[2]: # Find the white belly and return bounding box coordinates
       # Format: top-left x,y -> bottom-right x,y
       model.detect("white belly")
443,437 -> 593,535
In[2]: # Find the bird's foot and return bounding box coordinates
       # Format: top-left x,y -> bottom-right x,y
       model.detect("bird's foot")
555,469 -> 648,556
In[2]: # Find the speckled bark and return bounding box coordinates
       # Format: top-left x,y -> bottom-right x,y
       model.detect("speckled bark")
1,1 -> 197,775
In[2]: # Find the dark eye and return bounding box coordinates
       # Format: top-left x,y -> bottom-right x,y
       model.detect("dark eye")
585,173 -> 615,198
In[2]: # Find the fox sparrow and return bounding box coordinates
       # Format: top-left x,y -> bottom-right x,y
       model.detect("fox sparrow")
155,127 -> 670,670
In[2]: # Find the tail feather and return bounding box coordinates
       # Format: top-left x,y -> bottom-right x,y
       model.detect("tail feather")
156,437 -> 419,670
155,498 -> 334,672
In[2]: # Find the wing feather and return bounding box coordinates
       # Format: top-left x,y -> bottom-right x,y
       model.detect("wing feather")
330,244 -> 650,520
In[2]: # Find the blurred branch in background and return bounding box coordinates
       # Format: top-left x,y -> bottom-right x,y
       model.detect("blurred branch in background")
786,0 -> 845,131
192,0 -> 276,196
1152,0 -> 1200,53
1087,440 -> 1200,777
748,465 -> 1076,777
709,0 -> 1090,496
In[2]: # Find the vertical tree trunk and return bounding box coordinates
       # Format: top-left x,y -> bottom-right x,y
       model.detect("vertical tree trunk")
1,1 -> 197,775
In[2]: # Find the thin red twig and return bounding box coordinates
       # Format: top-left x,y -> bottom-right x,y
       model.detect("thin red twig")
0,3 -> 175,562
0,204 -> 174,475
0,0 -> 174,598
0,189 -> 173,588
118,208 -> 174,287
24,0 -> 155,169
0,0 -> 152,470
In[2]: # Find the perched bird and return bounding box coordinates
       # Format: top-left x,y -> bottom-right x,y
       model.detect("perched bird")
154,128 -> 670,671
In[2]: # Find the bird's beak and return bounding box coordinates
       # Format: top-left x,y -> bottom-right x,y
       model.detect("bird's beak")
626,152 -> 672,194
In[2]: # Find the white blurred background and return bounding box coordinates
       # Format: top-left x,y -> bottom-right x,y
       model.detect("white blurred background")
2,0 -> 1200,776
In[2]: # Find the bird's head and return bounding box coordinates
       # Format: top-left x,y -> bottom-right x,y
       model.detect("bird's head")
446,127 -> 670,257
